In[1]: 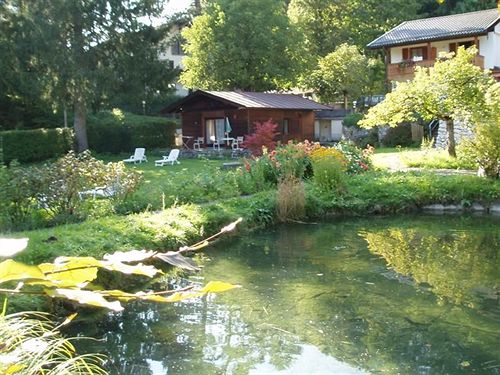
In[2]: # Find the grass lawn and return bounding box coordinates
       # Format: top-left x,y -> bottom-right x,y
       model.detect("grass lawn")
372,148 -> 476,171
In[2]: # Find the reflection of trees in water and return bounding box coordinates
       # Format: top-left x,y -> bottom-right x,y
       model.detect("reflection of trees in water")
72,216 -> 500,374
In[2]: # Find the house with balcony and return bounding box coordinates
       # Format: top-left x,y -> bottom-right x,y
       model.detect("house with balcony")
367,8 -> 500,85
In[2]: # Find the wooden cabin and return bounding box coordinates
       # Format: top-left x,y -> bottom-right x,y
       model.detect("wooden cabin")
162,90 -> 332,147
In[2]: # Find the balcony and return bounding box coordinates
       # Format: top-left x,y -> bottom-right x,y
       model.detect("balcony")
388,55 -> 485,82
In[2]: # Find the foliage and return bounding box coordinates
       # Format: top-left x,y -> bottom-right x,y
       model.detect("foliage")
381,124 -> 414,147
360,47 -> 495,157
288,0 -> 420,56
276,176 -> 306,222
0,151 -> 142,230
342,113 -> 364,128
0,311 -> 106,375
87,111 -> 176,153
1,128 -> 74,164
307,44 -> 371,107
180,0 -> 304,91
457,84 -> 500,178
310,147 -> 347,192
334,141 -> 373,174
401,149 -> 476,170
0,0 -> 175,151
243,120 -> 280,156
0,222 -> 241,311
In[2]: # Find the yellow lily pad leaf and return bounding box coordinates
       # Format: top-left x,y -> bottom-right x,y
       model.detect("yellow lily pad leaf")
103,249 -> 156,263
46,288 -> 124,311
39,260 -> 99,288
101,261 -> 162,278
0,238 -> 29,258
201,281 -> 240,294
0,259 -> 45,284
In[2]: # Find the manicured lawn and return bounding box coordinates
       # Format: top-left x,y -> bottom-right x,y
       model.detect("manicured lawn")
372,148 -> 475,170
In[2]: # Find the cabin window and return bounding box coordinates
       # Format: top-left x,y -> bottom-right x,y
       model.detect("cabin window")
205,118 -> 225,144
450,40 -> 476,53
410,47 -> 425,61
283,118 -> 289,135
171,38 -> 185,55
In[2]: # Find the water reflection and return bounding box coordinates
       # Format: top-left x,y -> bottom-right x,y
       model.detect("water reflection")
71,215 -> 500,374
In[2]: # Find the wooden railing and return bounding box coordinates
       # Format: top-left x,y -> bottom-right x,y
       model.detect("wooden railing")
388,55 -> 485,81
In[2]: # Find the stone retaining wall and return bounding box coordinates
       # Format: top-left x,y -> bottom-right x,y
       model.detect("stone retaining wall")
435,119 -> 473,149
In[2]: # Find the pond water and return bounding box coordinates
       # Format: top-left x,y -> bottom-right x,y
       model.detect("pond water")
71,215 -> 500,374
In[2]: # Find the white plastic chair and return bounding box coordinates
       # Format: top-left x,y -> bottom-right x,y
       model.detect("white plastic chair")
212,138 -> 221,151
155,149 -> 180,166
232,136 -> 244,151
193,137 -> 204,151
123,148 -> 147,164
78,185 -> 117,200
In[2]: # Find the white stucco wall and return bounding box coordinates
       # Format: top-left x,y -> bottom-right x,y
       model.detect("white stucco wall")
158,24 -> 189,97
389,33 -> 498,68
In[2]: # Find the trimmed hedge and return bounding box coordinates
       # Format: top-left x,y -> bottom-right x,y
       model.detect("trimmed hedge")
87,111 -> 176,153
1,128 -> 74,164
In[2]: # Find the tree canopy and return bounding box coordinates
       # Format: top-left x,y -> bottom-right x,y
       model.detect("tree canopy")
359,47 -> 495,157
0,0 -> 177,150
180,0 -> 304,91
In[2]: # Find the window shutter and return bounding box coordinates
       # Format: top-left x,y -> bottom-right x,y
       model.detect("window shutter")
431,47 -> 437,60
402,48 -> 409,60
449,43 -> 457,53
422,47 -> 428,60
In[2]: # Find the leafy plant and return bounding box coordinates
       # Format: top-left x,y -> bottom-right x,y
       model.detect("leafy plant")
276,176 -> 306,222
310,147 -> 347,192
334,141 -> 373,174
243,120 -> 280,156
0,220 -> 242,311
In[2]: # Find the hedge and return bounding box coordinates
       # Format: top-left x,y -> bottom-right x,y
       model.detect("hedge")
87,111 -> 176,153
1,128 -> 74,164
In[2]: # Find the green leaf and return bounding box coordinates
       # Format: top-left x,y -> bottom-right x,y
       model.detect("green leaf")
46,288 -> 124,311
0,260 -> 45,284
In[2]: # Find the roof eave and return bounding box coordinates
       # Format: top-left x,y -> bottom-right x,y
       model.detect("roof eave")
367,30 -> 491,49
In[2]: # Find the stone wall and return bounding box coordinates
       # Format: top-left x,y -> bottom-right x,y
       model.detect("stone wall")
435,119 -> 473,149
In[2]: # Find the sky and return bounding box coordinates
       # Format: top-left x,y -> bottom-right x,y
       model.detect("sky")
140,0 -> 191,26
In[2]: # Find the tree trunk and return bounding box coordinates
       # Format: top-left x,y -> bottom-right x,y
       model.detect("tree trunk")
445,117 -> 456,158
74,97 -> 88,152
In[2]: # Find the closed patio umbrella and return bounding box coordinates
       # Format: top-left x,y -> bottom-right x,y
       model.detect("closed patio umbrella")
224,117 -> 232,135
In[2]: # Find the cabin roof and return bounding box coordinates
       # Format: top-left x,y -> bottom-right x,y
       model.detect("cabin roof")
162,90 -> 332,113
367,8 -> 500,49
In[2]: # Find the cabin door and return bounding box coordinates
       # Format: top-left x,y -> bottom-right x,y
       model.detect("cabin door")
205,118 -> 225,144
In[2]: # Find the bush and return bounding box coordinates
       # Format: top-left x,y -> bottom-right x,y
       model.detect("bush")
0,151 -> 142,230
310,148 -> 347,192
342,113 -> 364,128
1,128 -> 74,164
381,124 -> 413,147
243,120 -> 279,156
87,110 -> 176,153
334,141 -> 373,174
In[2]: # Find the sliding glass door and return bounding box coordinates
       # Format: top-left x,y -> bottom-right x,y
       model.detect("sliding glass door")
205,118 -> 225,144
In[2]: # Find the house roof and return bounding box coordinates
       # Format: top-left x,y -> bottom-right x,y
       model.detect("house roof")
367,8 -> 500,49
315,109 -> 352,119
162,90 -> 332,113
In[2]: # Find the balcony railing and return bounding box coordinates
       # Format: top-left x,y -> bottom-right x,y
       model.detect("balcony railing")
388,55 -> 485,81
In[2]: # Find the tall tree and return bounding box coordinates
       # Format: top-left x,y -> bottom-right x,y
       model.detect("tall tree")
180,0 -> 304,91
307,44 -> 372,108
359,47 -> 494,157
0,0 -> 174,151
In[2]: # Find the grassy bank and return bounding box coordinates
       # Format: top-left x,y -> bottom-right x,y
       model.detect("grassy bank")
10,171 -> 499,266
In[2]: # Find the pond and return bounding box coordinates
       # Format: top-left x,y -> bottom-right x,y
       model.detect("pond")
71,215 -> 500,374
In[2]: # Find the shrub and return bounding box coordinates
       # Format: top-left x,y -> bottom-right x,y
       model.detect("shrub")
87,110 -> 176,153
381,123 -> 413,147
310,147 -> 347,192
0,151 -> 142,230
1,128 -> 74,164
342,113 -> 364,128
276,176 -> 306,222
242,119 -> 279,156
334,141 -> 373,174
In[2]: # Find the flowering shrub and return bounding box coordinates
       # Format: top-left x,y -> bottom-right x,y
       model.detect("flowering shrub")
310,147 -> 347,192
242,120 -> 280,156
334,141 -> 373,174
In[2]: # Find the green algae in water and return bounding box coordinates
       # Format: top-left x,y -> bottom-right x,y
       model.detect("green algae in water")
70,215 -> 500,374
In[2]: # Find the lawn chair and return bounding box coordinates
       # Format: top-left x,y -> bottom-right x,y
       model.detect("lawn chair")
193,137 -> 204,151
155,149 -> 180,166
123,148 -> 147,164
78,185 -> 117,200
212,138 -> 221,151
231,136 -> 244,151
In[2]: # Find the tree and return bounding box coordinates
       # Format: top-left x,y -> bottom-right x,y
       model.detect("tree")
0,1 -> 175,151
359,47 -> 494,157
307,44 -> 372,108
180,0 -> 304,91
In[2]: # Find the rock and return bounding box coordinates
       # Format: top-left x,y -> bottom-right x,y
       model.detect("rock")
423,204 -> 444,211
443,204 -> 461,211
489,202 -> 500,214
470,202 -> 485,212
